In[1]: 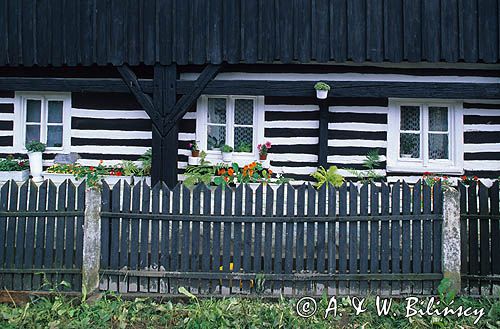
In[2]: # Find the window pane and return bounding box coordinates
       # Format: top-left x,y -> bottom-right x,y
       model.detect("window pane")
429,107 -> 448,131
207,125 -> 226,150
26,100 -> 41,123
48,101 -> 63,123
429,134 -> 449,159
47,126 -> 63,148
400,106 -> 420,131
234,127 -> 253,153
208,98 -> 226,124
400,133 -> 420,158
26,125 -> 40,144
234,99 -> 254,125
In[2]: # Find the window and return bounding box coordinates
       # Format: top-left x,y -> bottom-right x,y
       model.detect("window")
387,99 -> 463,174
14,92 -> 71,152
196,95 -> 264,162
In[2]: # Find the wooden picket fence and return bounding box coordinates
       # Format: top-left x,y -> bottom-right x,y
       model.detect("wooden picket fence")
0,180 -> 85,292
460,181 -> 500,296
99,180 -> 444,297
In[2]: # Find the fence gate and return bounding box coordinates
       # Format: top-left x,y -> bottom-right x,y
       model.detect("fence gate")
99,180 -> 443,297
0,180 -> 85,292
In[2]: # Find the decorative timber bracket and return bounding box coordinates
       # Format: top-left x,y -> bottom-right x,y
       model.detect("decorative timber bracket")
117,63 -> 223,186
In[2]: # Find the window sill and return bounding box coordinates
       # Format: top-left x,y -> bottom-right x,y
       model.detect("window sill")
386,164 -> 464,175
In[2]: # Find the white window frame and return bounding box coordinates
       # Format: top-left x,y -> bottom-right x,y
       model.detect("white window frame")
14,92 -> 71,153
387,98 -> 464,174
196,95 -> 265,164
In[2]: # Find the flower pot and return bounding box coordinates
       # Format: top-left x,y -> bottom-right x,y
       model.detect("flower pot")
42,172 -> 78,184
103,175 -> 133,186
0,169 -> 30,182
259,154 -> 267,160
316,89 -> 328,99
222,152 -> 233,162
28,151 -> 43,182
132,176 -> 151,186
191,150 -> 200,157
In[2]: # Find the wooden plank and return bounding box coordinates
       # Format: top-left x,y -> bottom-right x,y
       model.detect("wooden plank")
79,0 -> 94,65
191,0 -> 207,65
412,180 -> 423,294
338,183 -> 348,294
295,0 -> 311,62
208,0 -> 223,63
422,0 -> 441,62
264,185 -> 273,293
33,181 -> 47,290
11,182 -> 26,290
318,101 -> 329,168
284,184 -> 295,293
403,0 -> 422,62
159,183 -> 171,293
232,185 -> 243,293
23,182 -> 38,291
100,181 -> 111,291
468,181 -> 479,294
460,0 -> 478,62
478,0 -> 499,63
64,182 -> 76,290
54,181 -> 67,287
314,0 -> 329,62
422,181 -> 433,293
110,0 -> 125,65
370,182 -> 380,294
384,0 -> 403,62
441,0 -> 459,62
278,0 -> 293,63
35,0 -> 50,66
242,0 -> 258,63
490,182 -> 500,276
479,182 -> 490,293
126,0 -> 141,65
242,185 -> 253,292
274,184 -> 285,295
317,184 -> 327,295
359,183 -> 369,293
43,181 -> 57,289
4,181 -> 18,290
109,182 -> 121,292
21,0 -> 35,65
306,184 -> 316,274
391,181 -> 401,295
119,182 -> 131,293
211,185 -> 222,294
191,185 -> 202,294
380,182 -> 390,294
330,0 -> 347,61
174,0 -> 188,65
259,0 -> 276,62
222,185 -> 232,294
296,184 -> 306,294
73,183 -> 85,291
401,181 -> 411,294
459,183 -> 468,293
142,0 -> 156,64
128,182 -> 141,292
366,0 -> 384,61
201,184 -> 211,294
223,0 -> 241,64
433,182 -> 443,274
95,0 -> 109,65
253,185 -> 263,273
180,186 -> 191,291
157,0 -> 173,65
347,0 -> 366,62
348,182 -> 359,294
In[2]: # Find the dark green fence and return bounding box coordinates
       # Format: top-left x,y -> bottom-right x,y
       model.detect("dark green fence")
99,180 -> 443,297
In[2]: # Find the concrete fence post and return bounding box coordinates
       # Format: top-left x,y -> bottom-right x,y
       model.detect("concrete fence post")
442,187 -> 461,293
82,187 -> 101,296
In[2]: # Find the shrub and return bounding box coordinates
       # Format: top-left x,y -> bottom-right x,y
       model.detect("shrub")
221,144 -> 233,153
26,140 -> 46,153
346,149 -> 384,183
0,156 -> 29,171
314,81 -> 331,91
310,166 -> 344,188
139,148 -> 152,176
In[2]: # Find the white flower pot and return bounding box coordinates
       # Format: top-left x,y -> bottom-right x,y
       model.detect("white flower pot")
28,152 -> 43,182
222,152 -> 233,162
42,172 -> 79,184
0,169 -> 30,182
316,89 -> 328,99
133,176 -> 151,186
103,175 -> 133,186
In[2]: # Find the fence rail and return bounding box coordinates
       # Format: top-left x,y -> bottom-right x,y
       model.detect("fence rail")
460,181 -> 500,296
99,180 -> 443,296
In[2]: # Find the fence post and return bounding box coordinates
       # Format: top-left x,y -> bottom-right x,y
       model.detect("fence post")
82,187 -> 101,296
442,187 -> 461,293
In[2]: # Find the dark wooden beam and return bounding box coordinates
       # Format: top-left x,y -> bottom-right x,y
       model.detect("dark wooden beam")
0,77 -> 153,93
177,80 -> 500,99
152,64 -> 178,187
318,100 -> 329,168
163,64 -> 222,133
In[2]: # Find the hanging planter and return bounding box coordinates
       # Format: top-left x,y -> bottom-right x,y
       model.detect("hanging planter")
314,81 -> 331,99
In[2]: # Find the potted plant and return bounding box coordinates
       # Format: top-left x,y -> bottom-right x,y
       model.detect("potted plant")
189,140 -> 200,157
26,140 -> 46,182
314,81 -> 331,99
221,144 -> 233,162
257,141 -> 272,160
400,136 -> 416,158
0,156 -> 30,181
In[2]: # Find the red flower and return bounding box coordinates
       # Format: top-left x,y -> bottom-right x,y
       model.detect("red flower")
443,176 -> 448,179
89,166 -> 95,171
19,161 -> 25,166
423,171 -> 432,176
461,175 -> 467,180
473,176 -> 479,181
116,171 -> 122,176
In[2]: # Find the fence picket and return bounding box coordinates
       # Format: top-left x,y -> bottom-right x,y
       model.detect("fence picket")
369,183 -> 379,294
459,183 -> 468,294
44,181 -> 57,289
401,181 -> 411,294
391,181 -> 401,295
222,186 -> 232,294
359,183 -> 369,293
349,183 -> 359,295
242,185 -> 253,292
327,185 -> 336,294
24,181 -> 38,290
253,185 -> 263,274
191,185 -> 202,294
211,185 -> 222,294
338,183 -> 348,294
412,180 -> 422,294
479,182 -> 490,294
422,182 -> 433,294
201,184 -> 211,294
120,182 -> 131,293
54,181 -> 67,288
14,181 -> 28,290
5,181 -> 19,290
109,182 -> 121,292
306,184 -> 316,282
380,182 -> 390,294
181,185 -> 191,292
100,181 -> 111,291
64,181 -> 76,290
264,185 -> 273,293
233,185 -> 243,293
129,182 -> 141,292
150,183 -> 160,293
284,184 -> 295,295
160,183 -> 171,293
274,184 -> 285,295
491,182 -> 500,276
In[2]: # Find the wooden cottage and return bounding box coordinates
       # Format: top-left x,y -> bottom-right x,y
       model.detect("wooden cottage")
0,0 -> 499,186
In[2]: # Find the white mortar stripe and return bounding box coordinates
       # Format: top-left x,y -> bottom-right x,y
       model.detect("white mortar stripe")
269,166 -> 317,175
328,139 -> 387,148
270,153 -> 318,162
329,106 -> 388,114
72,108 -> 150,119
0,99 -> 14,103
265,105 -> 318,112
0,146 -> 13,152
328,155 -> 387,163
329,122 -> 387,131
0,113 -> 14,120
77,159 -> 141,166
463,109 -> 500,116
71,130 -> 153,139
464,161 -> 500,171
0,131 -> 13,136
266,137 -> 319,145
71,145 -> 150,154
264,120 -> 319,128
464,143 -> 500,152
182,112 -> 197,120
464,124 -> 500,132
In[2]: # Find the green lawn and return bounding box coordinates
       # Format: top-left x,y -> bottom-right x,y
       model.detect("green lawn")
0,293 -> 499,328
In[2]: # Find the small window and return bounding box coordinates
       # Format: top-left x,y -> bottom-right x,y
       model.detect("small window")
387,100 -> 463,174
196,95 -> 264,162
15,92 -> 71,152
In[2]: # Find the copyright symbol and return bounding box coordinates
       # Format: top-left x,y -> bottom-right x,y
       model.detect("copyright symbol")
296,297 -> 317,318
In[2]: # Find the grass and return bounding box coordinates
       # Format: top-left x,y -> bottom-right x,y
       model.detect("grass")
0,292 -> 499,328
